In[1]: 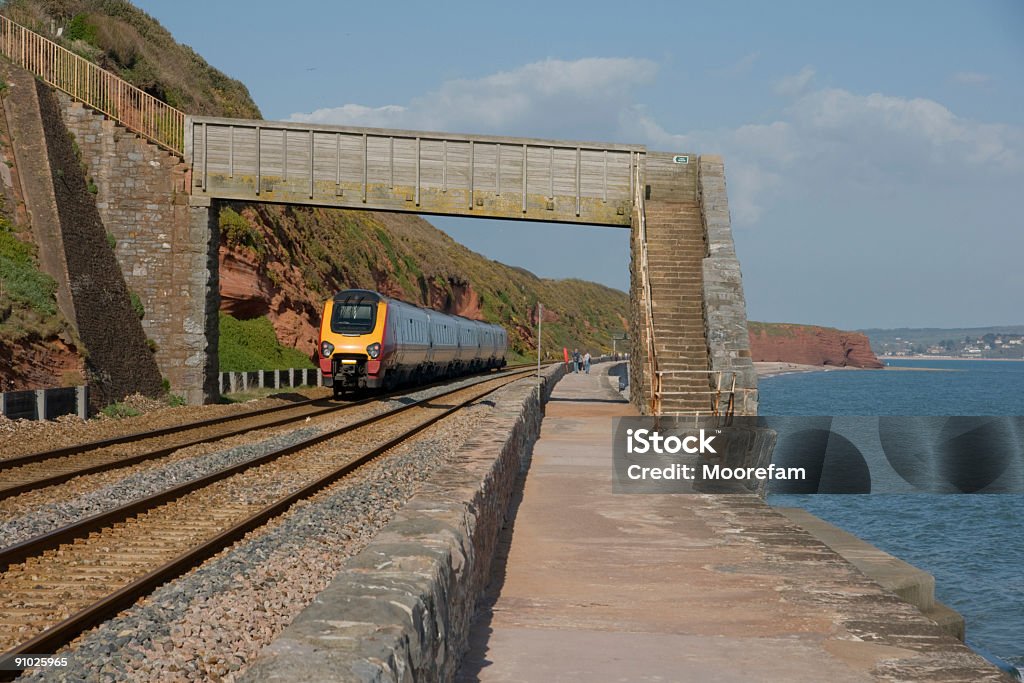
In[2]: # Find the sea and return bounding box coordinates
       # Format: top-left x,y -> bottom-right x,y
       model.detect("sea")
762,358 -> 1024,675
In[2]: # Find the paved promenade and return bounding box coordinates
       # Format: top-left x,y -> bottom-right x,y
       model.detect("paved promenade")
457,367 -> 1005,682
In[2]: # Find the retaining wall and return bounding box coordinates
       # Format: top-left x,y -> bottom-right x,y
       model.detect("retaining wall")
241,363 -> 566,682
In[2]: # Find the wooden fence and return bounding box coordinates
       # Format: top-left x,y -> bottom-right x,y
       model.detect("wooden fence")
0,14 -> 185,154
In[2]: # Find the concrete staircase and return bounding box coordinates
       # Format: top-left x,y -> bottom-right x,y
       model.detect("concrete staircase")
645,199 -> 713,414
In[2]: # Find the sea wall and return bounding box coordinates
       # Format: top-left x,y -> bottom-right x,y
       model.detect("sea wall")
241,363 -> 566,682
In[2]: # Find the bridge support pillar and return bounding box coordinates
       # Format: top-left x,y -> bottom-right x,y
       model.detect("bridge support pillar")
183,196 -> 221,405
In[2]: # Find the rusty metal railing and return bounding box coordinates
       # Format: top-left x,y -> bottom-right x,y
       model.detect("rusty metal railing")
655,369 -> 752,417
634,156 -> 661,414
0,14 -> 185,154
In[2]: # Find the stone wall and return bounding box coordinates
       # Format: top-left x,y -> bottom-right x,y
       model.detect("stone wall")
241,364 -> 566,682
58,96 -> 219,404
698,155 -> 758,415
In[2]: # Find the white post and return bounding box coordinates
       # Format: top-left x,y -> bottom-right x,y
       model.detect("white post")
537,302 -> 543,379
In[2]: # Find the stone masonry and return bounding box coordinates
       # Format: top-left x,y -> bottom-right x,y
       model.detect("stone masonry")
698,155 -> 757,414
58,95 -> 219,404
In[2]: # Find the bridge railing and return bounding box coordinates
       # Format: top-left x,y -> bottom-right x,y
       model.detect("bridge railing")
634,158 -> 662,413
0,14 -> 185,154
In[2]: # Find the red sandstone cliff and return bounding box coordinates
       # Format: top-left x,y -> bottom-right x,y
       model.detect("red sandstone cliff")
748,322 -> 883,368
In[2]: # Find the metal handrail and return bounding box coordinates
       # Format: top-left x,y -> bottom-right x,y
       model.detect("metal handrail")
634,156 -> 660,414
0,14 -> 185,154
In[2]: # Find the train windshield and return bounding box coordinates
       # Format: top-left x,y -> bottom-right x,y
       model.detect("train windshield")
331,302 -> 376,334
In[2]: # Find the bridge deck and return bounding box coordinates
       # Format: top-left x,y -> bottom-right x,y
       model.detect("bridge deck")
186,117 -> 644,226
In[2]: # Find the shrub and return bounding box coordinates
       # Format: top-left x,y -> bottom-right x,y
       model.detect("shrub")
101,402 -> 141,418
219,313 -> 314,371
219,206 -> 264,253
65,14 -> 98,45
129,291 -> 144,320
0,224 -> 58,317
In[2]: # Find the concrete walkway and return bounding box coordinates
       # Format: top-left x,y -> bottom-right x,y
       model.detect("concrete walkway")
456,367 -> 1004,682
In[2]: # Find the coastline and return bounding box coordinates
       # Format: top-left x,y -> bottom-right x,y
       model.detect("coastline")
755,362 -> 875,378
882,355 -> 1024,362
754,361 -> 956,379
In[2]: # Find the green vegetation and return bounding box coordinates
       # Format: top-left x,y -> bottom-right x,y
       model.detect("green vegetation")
100,401 -> 141,418
219,206 -> 264,253
129,290 -> 144,320
0,210 -> 67,341
219,313 -> 314,372
166,393 -> 186,407
64,13 -> 98,44
4,1 -> 262,119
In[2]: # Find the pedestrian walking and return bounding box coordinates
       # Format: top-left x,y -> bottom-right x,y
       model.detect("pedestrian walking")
584,351 -> 591,374
572,348 -> 581,373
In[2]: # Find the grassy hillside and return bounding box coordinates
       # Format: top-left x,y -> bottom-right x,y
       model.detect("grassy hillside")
3,0 -> 260,118
224,204 -> 628,358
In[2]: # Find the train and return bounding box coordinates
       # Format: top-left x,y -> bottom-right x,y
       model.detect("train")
317,289 -> 508,397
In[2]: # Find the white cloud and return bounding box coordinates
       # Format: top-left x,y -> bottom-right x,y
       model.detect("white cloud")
291,58 -> 1022,233
623,84 -> 1023,227
290,57 -> 657,137
774,66 -> 816,97
950,70 -> 993,86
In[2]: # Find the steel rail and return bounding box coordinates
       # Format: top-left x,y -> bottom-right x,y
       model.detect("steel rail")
0,365 -> 534,499
0,368 -> 535,676
0,367 -> 535,571
0,399 -> 353,499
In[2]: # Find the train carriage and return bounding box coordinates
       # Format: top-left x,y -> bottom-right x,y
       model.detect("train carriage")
318,289 -> 507,397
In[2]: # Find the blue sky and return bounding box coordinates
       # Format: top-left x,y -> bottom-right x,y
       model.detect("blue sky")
135,1 -> 1023,329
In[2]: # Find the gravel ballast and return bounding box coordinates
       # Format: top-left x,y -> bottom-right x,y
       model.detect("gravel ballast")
16,375 -> 527,682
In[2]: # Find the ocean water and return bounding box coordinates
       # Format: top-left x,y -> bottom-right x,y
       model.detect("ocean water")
763,359 -> 1024,672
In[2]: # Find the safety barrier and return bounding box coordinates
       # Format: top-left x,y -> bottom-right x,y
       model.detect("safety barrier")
218,368 -> 323,395
0,14 -> 185,153
0,386 -> 89,421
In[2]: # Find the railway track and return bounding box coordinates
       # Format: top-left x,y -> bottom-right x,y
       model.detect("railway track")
0,364 -> 534,501
0,367 -> 536,676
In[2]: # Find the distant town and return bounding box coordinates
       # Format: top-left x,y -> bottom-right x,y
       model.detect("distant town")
877,333 -> 1024,359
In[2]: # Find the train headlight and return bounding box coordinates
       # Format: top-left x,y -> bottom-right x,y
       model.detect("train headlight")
366,342 -> 381,359
320,341 -> 334,358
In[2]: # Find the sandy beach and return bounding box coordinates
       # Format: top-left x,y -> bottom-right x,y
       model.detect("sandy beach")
755,361 -> 957,378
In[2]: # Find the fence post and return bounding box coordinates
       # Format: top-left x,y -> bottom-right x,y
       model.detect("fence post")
35,389 -> 46,421
76,385 -> 88,419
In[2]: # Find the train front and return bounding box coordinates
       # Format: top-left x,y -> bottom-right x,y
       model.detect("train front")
318,290 -> 389,394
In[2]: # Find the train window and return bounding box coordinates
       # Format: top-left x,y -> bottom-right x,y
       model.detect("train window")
331,302 -> 376,333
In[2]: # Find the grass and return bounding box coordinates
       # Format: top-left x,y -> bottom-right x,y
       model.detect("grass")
219,312 -> 314,372
100,402 -> 141,418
